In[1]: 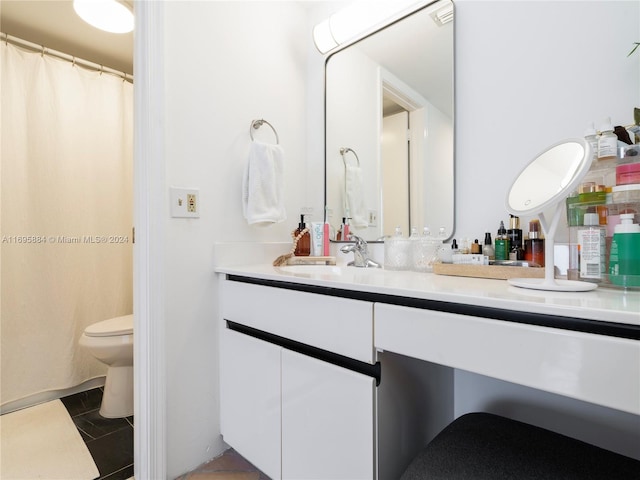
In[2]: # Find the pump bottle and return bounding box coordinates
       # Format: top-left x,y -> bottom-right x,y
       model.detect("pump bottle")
293,214 -> 310,256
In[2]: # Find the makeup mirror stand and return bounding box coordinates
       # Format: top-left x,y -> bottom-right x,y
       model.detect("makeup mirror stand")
509,200 -> 597,292
506,138 -> 598,292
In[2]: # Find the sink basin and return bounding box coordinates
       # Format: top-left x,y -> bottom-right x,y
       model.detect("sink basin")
275,265 -> 345,275
275,265 -> 385,279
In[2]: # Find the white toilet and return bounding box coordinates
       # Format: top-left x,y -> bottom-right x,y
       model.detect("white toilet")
79,314 -> 133,418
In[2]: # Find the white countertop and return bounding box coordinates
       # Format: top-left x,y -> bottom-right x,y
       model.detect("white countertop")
216,264 -> 640,326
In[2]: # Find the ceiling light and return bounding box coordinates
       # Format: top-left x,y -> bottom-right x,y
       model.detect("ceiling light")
313,0 -> 424,54
73,0 -> 134,34
431,3 -> 454,26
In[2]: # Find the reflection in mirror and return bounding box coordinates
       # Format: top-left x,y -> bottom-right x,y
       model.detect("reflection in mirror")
325,0 -> 454,241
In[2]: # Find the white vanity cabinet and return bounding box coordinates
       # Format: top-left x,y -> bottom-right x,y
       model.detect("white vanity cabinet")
219,278 -> 376,480
281,349 -> 375,479
220,328 -> 282,478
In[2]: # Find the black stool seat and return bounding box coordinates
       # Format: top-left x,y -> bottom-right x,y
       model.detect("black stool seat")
400,412 -> 640,479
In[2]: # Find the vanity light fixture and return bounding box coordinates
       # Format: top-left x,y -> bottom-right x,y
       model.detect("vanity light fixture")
313,0 -> 428,54
431,3 -> 454,26
73,0 -> 134,34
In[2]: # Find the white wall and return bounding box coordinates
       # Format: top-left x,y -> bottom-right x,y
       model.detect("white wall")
161,2 -> 314,477
155,0 -> 639,477
454,0 -> 639,242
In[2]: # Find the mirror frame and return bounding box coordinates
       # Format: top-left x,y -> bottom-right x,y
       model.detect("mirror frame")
323,0 -> 455,242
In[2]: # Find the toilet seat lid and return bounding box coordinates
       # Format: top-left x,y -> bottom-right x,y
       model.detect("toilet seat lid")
85,314 -> 133,337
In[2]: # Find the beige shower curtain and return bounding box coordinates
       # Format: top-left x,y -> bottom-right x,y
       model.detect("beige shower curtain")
0,41 -> 133,408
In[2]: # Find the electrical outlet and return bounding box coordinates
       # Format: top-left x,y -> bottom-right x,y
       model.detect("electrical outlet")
187,194 -> 197,213
170,187 -> 199,218
368,210 -> 377,227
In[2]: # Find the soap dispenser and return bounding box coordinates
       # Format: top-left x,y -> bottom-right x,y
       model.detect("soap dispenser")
609,213 -> 640,287
294,214 -> 310,256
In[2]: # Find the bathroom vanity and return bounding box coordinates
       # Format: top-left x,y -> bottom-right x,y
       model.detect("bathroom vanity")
217,264 -> 639,480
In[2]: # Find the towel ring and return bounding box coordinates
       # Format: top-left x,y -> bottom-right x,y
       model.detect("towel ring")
250,119 -> 280,145
340,147 -> 360,167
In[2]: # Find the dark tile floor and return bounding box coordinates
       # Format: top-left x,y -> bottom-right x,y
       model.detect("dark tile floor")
61,387 -> 134,480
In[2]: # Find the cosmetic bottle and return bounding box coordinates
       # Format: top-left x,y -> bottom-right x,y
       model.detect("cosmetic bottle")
584,122 -> 599,163
495,221 -> 510,261
482,232 -> 495,260
507,215 -> 524,260
343,217 -> 351,241
524,219 -> 545,267
597,117 -> 617,161
336,217 -> 351,241
310,221 -> 324,257
470,239 -> 482,254
578,213 -> 606,281
609,213 -> 640,287
451,238 -> 459,255
293,214 -> 310,256
439,239 -> 458,264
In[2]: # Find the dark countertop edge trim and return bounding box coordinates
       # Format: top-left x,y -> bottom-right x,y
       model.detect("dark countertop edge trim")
227,320 -> 381,385
226,275 -> 640,341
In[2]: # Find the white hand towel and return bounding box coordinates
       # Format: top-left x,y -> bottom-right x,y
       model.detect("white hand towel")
243,141 -> 287,225
345,164 -> 368,228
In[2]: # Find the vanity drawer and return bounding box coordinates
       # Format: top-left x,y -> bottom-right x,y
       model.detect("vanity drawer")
221,279 -> 374,364
374,303 -> 640,416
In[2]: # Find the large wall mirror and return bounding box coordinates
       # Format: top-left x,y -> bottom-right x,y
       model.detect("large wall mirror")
325,0 -> 454,241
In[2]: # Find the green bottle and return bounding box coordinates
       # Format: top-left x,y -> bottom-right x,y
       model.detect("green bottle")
494,221 -> 510,261
609,214 -> 640,287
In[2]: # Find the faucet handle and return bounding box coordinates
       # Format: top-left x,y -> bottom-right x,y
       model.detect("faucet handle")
347,233 -> 366,247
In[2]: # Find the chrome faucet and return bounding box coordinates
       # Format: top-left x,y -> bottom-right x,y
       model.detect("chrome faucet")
340,234 -> 381,268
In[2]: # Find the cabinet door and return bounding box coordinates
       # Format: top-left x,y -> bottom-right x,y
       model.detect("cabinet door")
281,349 -> 375,480
220,328 -> 282,479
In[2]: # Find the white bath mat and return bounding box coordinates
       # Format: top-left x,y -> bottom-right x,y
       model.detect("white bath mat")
0,399 -> 99,479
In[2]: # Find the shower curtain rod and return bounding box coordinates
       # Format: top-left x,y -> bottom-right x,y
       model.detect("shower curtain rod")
1,32 -> 133,83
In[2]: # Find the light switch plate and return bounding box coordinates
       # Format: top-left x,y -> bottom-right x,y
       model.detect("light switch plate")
170,187 -> 200,218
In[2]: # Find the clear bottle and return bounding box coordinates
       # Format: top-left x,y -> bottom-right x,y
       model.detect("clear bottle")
482,232 -> 495,260
578,213 -> 606,281
597,117 -> 617,161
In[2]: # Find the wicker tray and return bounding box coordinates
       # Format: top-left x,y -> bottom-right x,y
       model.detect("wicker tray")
432,262 -> 545,280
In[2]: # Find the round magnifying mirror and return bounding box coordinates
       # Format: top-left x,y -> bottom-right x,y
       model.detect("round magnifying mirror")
506,138 -> 597,292
507,139 -> 591,216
